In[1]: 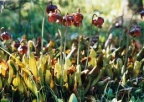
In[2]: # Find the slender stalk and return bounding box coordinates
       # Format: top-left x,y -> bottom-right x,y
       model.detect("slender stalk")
101,81 -> 110,101
85,14 -> 99,69
63,26 -> 68,60
41,11 -> 46,55
116,7 -> 142,98
119,16 -> 124,46
85,14 -> 97,69
61,23 -> 68,89
85,24 -> 92,69
122,7 -> 140,74
123,34 -> 129,74
84,78 -> 91,94
77,26 -> 81,65
58,29 -> 63,64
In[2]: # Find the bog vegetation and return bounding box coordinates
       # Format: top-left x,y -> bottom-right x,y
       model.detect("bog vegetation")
0,0 -> 144,102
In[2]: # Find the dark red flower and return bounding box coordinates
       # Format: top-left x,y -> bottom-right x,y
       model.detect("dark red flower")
48,11 -> 57,23
72,8 -> 83,27
46,1 -> 57,14
73,21 -> 82,27
18,45 -> 28,54
13,41 -> 20,49
48,10 -> 62,23
55,13 -> 62,24
0,32 -> 11,41
62,13 -> 74,26
129,25 -> 141,37
92,16 -> 104,28
73,8 -> 83,23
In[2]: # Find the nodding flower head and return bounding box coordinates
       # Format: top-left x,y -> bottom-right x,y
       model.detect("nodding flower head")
140,10 -> 144,19
92,14 -> 104,28
129,25 -> 141,37
72,8 -> 83,27
0,32 -> 11,41
48,10 -> 62,23
62,13 -> 74,27
46,1 -> 58,14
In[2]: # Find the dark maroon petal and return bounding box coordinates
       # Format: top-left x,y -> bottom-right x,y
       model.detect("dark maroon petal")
73,21 -> 82,27
140,10 -> 144,19
0,32 -> 11,40
46,4 -> 58,14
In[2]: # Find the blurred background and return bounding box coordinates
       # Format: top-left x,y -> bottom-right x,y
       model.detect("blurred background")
0,0 -> 143,43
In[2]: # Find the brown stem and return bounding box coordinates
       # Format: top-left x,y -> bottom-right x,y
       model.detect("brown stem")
92,14 -> 98,20
55,8 -> 61,14
49,0 -> 52,5
78,8 -> 80,13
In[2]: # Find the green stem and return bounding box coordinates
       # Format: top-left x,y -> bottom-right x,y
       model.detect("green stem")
85,14 -> 97,69
101,81 -> 110,101
77,27 -> 81,65
85,24 -> 92,69
123,34 -> 129,74
46,84 -> 58,102
63,27 -> 68,60
119,16 -> 124,46
60,26 -> 68,89
122,7 -> 140,74
41,11 -> 46,55
116,7 -> 141,98
58,29 -> 63,64
84,78 -> 91,94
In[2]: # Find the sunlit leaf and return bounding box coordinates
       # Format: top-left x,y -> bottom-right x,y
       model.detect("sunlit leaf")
29,52 -> 38,77
0,60 -> 8,70
12,75 -> 20,87
65,49 -> 71,55
0,59 -> 8,77
63,69 -> 68,82
68,93 -> 78,102
18,79 -> 26,93
0,77 -> 2,90
24,76 -> 38,97
121,72 -> 126,86
48,40 -> 55,47
89,48 -> 96,58
7,60 -> 16,84
50,79 -> 55,90
54,60 -> 61,79
58,99 -> 64,102
64,57 -> 72,70
88,57 -> 97,67
45,70 -> 52,85
85,95 -> 96,102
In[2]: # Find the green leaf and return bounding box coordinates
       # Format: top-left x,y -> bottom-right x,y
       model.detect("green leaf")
24,76 -> 38,97
130,96 -> 135,102
29,52 -> 38,77
68,93 -> 78,102
106,88 -> 114,98
58,99 -> 64,102
1,98 -> 9,102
